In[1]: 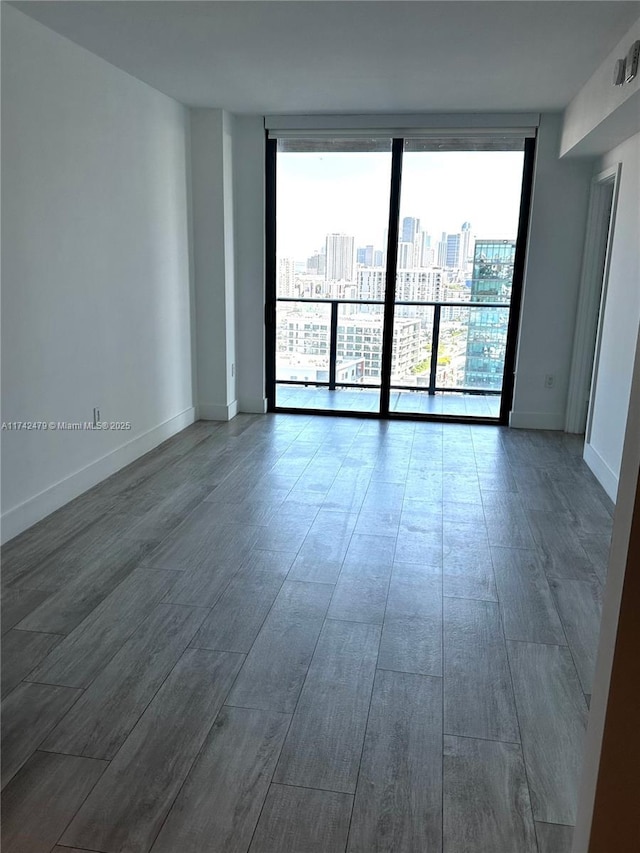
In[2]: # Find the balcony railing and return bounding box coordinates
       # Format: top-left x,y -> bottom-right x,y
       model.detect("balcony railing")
276,297 -> 510,395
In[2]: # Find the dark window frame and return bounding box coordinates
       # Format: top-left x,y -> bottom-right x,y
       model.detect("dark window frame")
265,133 -> 536,425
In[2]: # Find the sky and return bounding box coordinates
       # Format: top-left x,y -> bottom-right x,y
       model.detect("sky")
276,149 -> 525,260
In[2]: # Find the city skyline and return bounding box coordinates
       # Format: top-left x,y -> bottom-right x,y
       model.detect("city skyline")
276,236 -> 517,398
274,146 -> 521,401
277,216 -> 495,291
276,149 -> 525,259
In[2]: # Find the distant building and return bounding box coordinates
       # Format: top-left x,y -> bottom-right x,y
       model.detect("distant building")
325,233 -> 355,282
278,257 -> 297,297
418,231 -> 433,267
463,239 -> 516,390
276,309 -> 423,382
356,245 -> 375,266
437,234 -> 448,267
356,268 -> 444,303
306,248 -> 325,276
460,221 -> 473,264
421,246 -> 436,267
394,269 -> 444,302
401,216 -> 420,244
276,353 -> 365,385
397,241 -> 415,269
446,233 -> 461,268
357,269 -> 386,301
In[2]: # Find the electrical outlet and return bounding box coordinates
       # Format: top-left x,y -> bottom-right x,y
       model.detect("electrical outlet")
544,374 -> 555,389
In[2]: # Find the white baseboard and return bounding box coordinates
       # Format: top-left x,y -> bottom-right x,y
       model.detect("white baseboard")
509,410 -> 566,430
198,400 -> 238,421
583,442 -> 619,503
238,396 -> 268,414
1,406 -> 197,544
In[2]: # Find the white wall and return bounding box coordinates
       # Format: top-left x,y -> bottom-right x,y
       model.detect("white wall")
584,132 -> 640,502
561,16 -> 640,158
1,6 -> 195,541
510,114 -> 594,430
190,109 -> 237,421
574,324 -> 640,852
233,116 -> 266,414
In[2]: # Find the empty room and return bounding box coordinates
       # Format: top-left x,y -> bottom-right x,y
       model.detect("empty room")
2,2 -> 640,852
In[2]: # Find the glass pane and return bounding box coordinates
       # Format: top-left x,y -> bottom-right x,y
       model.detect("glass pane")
275,138 -> 392,305
275,139 -> 392,413
336,303 -> 384,388
276,300 -> 331,383
389,305 -> 434,387
461,304 -> 511,391
392,140 -> 524,417
436,306 -> 471,390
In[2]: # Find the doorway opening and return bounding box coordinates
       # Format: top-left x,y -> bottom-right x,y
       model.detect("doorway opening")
266,133 -> 536,424
565,165 -> 621,438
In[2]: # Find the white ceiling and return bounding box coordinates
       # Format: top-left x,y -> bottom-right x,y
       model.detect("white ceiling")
12,1 -> 640,113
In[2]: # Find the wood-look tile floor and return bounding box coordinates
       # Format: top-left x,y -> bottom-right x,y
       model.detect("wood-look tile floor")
1,414 -> 613,853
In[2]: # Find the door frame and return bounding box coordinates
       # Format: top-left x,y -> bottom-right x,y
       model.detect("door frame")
565,164 -> 621,435
265,133 -> 537,425
499,136 -> 536,424
379,138 -> 404,417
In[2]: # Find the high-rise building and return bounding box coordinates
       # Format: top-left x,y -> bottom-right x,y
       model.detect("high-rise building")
306,248 -> 325,276
460,221 -> 473,264
463,239 -> 516,390
325,233 -> 355,281
421,246 -> 436,267
437,233 -> 448,267
401,217 -> 420,244
397,241 -> 414,269
357,246 -> 375,266
278,257 -> 297,297
418,231 -> 433,267
356,245 -> 374,266
446,233 -> 461,268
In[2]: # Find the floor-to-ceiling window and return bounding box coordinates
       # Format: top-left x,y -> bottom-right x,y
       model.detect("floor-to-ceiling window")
270,138 -> 393,415
266,130 -> 535,424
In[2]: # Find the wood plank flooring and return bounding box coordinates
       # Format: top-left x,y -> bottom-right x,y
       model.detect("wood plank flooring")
1,414 -> 613,852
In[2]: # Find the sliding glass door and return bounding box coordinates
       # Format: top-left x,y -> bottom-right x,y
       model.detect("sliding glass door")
272,139 -> 392,415
266,133 -> 534,423
389,139 -> 525,418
